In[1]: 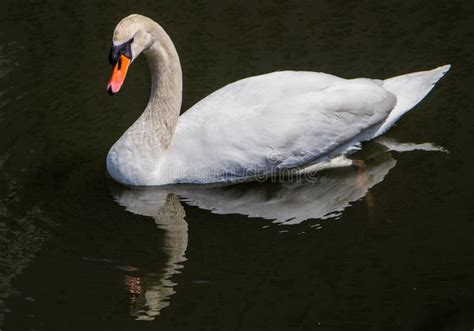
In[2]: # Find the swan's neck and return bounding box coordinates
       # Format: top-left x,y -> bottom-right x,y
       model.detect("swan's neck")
142,26 -> 182,150
107,25 -> 182,185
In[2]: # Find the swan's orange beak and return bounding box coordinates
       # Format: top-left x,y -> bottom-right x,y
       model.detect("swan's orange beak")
107,54 -> 131,95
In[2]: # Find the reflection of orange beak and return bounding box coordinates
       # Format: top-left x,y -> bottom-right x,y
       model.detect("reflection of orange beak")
107,54 -> 131,95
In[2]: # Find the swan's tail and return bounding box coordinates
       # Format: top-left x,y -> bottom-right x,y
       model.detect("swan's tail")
374,64 -> 451,137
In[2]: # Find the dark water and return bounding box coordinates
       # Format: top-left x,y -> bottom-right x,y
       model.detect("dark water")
0,0 -> 473,330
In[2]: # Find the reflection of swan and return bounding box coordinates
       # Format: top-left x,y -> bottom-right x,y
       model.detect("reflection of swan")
111,189 -> 187,321
110,156 -> 393,318
105,14 -> 449,186
110,139 -> 445,319
176,153 -> 395,224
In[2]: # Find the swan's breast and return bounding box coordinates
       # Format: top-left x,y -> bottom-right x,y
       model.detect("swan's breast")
107,127 -> 165,186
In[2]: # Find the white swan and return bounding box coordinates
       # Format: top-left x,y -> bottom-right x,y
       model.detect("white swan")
106,14 -> 450,186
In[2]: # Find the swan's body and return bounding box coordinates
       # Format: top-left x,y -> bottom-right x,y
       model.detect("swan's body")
106,14 -> 450,186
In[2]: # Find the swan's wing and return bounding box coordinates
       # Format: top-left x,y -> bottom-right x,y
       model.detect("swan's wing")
164,71 -> 396,183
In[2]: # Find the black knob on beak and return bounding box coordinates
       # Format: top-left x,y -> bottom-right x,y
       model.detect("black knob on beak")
108,38 -> 134,65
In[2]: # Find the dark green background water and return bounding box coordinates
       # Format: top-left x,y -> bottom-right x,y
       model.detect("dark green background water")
0,0 -> 473,330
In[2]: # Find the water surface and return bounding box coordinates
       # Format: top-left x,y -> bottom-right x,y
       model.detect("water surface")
0,1 -> 473,330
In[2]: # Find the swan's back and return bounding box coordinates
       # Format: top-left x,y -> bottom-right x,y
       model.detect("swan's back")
160,71 -> 395,184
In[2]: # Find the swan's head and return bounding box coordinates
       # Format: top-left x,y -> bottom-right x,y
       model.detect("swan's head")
107,14 -> 155,95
